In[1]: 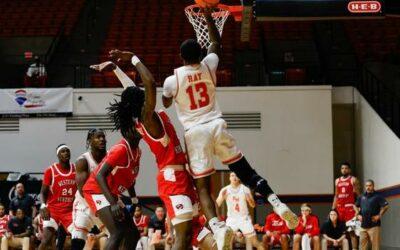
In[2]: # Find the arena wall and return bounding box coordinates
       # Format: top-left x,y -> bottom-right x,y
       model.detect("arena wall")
0,86 -> 334,197
334,87 -> 400,249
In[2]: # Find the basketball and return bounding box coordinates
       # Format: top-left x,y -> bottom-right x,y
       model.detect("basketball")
195,0 -> 220,8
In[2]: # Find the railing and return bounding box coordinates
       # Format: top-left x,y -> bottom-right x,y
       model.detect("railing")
357,66 -> 400,137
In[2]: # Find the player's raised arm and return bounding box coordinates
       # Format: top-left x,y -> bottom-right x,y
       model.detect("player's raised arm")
204,8 -> 221,56
109,49 -> 163,138
90,61 -> 136,89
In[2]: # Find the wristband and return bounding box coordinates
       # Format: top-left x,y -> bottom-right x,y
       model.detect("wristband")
131,56 -> 141,66
40,203 -> 47,209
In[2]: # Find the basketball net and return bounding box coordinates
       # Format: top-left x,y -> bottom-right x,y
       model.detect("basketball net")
185,4 -> 230,49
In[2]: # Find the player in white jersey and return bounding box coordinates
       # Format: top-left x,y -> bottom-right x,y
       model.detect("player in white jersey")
71,129 -> 107,250
217,172 -> 264,250
162,8 -> 298,250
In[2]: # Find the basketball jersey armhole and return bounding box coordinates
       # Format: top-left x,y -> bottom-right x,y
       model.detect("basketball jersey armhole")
174,69 -> 179,99
138,112 -> 167,143
204,63 -> 216,86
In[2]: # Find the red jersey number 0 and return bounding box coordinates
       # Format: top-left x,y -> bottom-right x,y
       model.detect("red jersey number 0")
186,82 -> 210,110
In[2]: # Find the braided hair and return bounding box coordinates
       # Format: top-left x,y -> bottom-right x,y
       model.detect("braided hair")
107,86 -> 145,137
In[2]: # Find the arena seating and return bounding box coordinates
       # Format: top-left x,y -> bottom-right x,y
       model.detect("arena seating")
344,18 -> 400,63
0,0 -> 85,37
94,0 -> 257,87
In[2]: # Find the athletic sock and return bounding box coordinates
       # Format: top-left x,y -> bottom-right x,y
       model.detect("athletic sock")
228,156 -> 274,197
209,217 -> 224,234
267,193 -> 282,208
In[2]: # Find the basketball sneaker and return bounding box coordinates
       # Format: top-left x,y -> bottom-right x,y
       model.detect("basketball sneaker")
213,223 -> 234,250
274,203 -> 299,229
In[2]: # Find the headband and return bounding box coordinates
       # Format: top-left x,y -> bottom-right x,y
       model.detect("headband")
56,145 -> 70,155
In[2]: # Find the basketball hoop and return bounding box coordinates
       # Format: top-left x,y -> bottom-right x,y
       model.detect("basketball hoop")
185,4 -> 230,49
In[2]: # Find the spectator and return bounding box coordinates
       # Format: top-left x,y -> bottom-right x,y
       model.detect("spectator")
263,211 -> 290,250
9,183 -> 36,219
84,226 -> 108,250
293,203 -> 320,250
356,179 -> 389,250
24,56 -> 47,87
0,204 -> 11,246
133,206 -> 150,250
1,208 -> 32,250
148,206 -> 171,250
321,210 -> 349,250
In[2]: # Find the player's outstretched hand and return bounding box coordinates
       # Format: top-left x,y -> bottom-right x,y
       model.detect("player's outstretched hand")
109,49 -> 134,63
90,61 -> 116,72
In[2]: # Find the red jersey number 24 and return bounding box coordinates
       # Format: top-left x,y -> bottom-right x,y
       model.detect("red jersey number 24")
186,82 -> 210,110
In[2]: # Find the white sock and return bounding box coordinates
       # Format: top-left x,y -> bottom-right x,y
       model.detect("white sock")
267,193 -> 282,208
209,217 -> 224,233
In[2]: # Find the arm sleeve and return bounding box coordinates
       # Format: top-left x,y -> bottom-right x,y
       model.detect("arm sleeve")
42,168 -> 52,186
105,145 -> 128,168
162,75 -> 177,98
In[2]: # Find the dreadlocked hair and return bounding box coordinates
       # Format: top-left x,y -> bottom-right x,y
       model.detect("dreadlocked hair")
107,86 -> 145,137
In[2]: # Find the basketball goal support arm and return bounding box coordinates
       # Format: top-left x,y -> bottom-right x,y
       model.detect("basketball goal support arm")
204,9 -> 221,56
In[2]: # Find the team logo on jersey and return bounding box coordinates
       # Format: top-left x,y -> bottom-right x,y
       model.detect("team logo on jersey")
14,89 -> 45,108
96,200 -> 102,205
175,204 -> 184,210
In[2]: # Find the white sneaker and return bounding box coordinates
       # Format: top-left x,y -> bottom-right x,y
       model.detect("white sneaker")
274,203 -> 299,229
213,225 -> 234,250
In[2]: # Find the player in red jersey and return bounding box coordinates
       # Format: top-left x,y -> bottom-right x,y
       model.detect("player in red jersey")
133,206 -> 150,250
39,144 -> 77,250
100,49 -> 198,250
332,162 -> 360,250
263,212 -> 290,250
82,135 -> 141,250
293,203 -> 320,250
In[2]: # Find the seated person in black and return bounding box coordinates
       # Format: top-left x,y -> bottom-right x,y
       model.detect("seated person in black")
2,208 -> 32,250
321,209 -> 349,250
